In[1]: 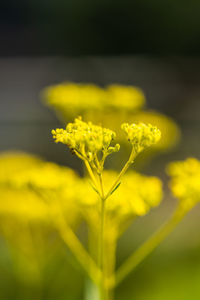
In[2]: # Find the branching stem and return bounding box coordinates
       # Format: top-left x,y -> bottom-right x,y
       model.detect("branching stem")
84,159 -> 99,191
105,147 -> 136,200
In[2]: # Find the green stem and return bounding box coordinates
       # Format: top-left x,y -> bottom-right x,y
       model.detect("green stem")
98,171 -> 113,300
104,238 -> 116,300
84,160 -> 99,191
99,173 -> 105,199
84,229 -> 100,300
99,198 -> 105,299
105,147 -> 135,200
110,206 -> 187,288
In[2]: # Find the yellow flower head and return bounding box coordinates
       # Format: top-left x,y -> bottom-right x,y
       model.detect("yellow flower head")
43,82 -> 145,118
166,158 -> 200,210
0,188 -> 49,222
121,122 -> 161,154
0,153 -> 80,225
42,82 -> 106,116
0,152 -> 43,183
52,117 -> 120,163
106,85 -> 145,111
11,163 -> 77,191
104,171 -> 162,218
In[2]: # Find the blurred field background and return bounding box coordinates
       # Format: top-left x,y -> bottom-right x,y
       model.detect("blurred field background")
1,1 -> 200,299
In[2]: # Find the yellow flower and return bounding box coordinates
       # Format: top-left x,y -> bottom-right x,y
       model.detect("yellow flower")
43,82 -> 145,118
121,122 -> 161,154
0,188 -> 49,222
11,162 -> 77,191
129,111 -> 180,151
0,152 -> 80,226
106,85 -> 145,111
166,158 -> 200,210
42,82 -> 106,115
52,117 -> 120,165
0,151 -> 43,183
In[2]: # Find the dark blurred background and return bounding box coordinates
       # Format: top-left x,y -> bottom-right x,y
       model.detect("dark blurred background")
1,1 -> 200,300
1,0 -> 200,56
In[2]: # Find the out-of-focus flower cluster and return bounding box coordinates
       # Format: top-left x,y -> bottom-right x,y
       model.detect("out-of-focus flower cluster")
0,152 -> 79,225
0,152 -> 77,282
42,82 -> 180,155
0,152 -> 47,222
167,158 -> 200,210
121,122 -> 161,155
43,82 -> 145,116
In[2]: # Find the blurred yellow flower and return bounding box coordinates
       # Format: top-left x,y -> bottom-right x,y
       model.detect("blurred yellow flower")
0,151 -> 43,182
0,153 -> 74,283
43,82 -> 145,118
167,158 -> 200,210
0,152 -> 80,226
42,82 -> 106,116
0,188 -> 49,222
105,84 -> 145,111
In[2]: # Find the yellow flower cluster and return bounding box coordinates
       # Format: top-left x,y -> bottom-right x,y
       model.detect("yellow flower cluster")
0,152 -> 77,190
105,171 -> 162,217
167,158 -> 200,210
52,117 -> 120,166
43,82 -> 145,117
0,153 -> 80,225
43,83 -> 105,115
0,151 -> 43,182
129,111 -> 180,151
121,122 -> 161,154
0,188 -> 49,222
0,153 -> 72,283
10,162 -> 77,191
0,153 -> 49,222
103,84 -> 145,111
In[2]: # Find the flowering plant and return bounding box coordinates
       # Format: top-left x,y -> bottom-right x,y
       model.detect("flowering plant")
51,117 -> 162,299
50,117 -> 200,299
0,83 -> 199,300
